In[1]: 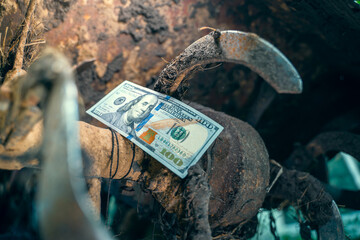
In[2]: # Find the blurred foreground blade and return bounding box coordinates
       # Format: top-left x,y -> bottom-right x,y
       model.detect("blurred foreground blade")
36,49 -> 112,240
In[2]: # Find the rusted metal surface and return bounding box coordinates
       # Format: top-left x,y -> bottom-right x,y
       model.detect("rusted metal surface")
0,53 -> 343,240
0,27 -> 302,237
193,103 -> 270,231
13,48 -> 270,237
286,131 -> 360,174
36,49 -> 112,240
148,29 -> 303,234
246,81 -> 276,127
318,201 -> 345,240
2,28 -> 347,240
41,0 -> 307,118
42,0 -> 212,110
0,0 -> 354,238
266,162 -> 345,240
182,164 -> 212,239
286,131 -> 360,210
154,30 -> 302,98
306,131 -> 360,161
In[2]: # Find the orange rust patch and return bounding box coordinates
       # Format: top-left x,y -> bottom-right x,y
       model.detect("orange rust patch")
83,14 -> 91,21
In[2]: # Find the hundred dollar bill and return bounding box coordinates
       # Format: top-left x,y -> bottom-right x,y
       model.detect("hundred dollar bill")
86,81 -> 223,178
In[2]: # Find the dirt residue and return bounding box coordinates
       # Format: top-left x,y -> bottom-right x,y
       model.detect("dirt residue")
154,31 -> 223,98
141,102 -> 269,236
189,1 -> 217,19
118,0 -> 169,43
100,53 -> 124,84
265,162 -> 333,227
42,0 -> 78,30
75,53 -> 125,111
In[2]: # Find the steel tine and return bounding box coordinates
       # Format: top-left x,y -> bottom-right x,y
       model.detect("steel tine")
318,200 -> 345,240
155,30 -> 302,96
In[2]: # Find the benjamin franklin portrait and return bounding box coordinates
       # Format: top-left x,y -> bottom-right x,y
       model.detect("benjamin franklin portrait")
101,94 -> 158,135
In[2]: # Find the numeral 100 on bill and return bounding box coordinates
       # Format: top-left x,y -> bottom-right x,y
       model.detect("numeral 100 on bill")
160,148 -> 183,166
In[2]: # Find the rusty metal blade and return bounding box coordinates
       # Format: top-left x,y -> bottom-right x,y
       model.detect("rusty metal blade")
36,49 -> 112,240
155,30 -> 302,95
218,31 -> 302,94
318,200 -> 345,240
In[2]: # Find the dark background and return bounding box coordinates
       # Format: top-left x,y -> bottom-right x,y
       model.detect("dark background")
1,0 -> 360,239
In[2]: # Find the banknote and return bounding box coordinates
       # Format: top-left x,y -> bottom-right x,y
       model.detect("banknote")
86,81 -> 223,178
